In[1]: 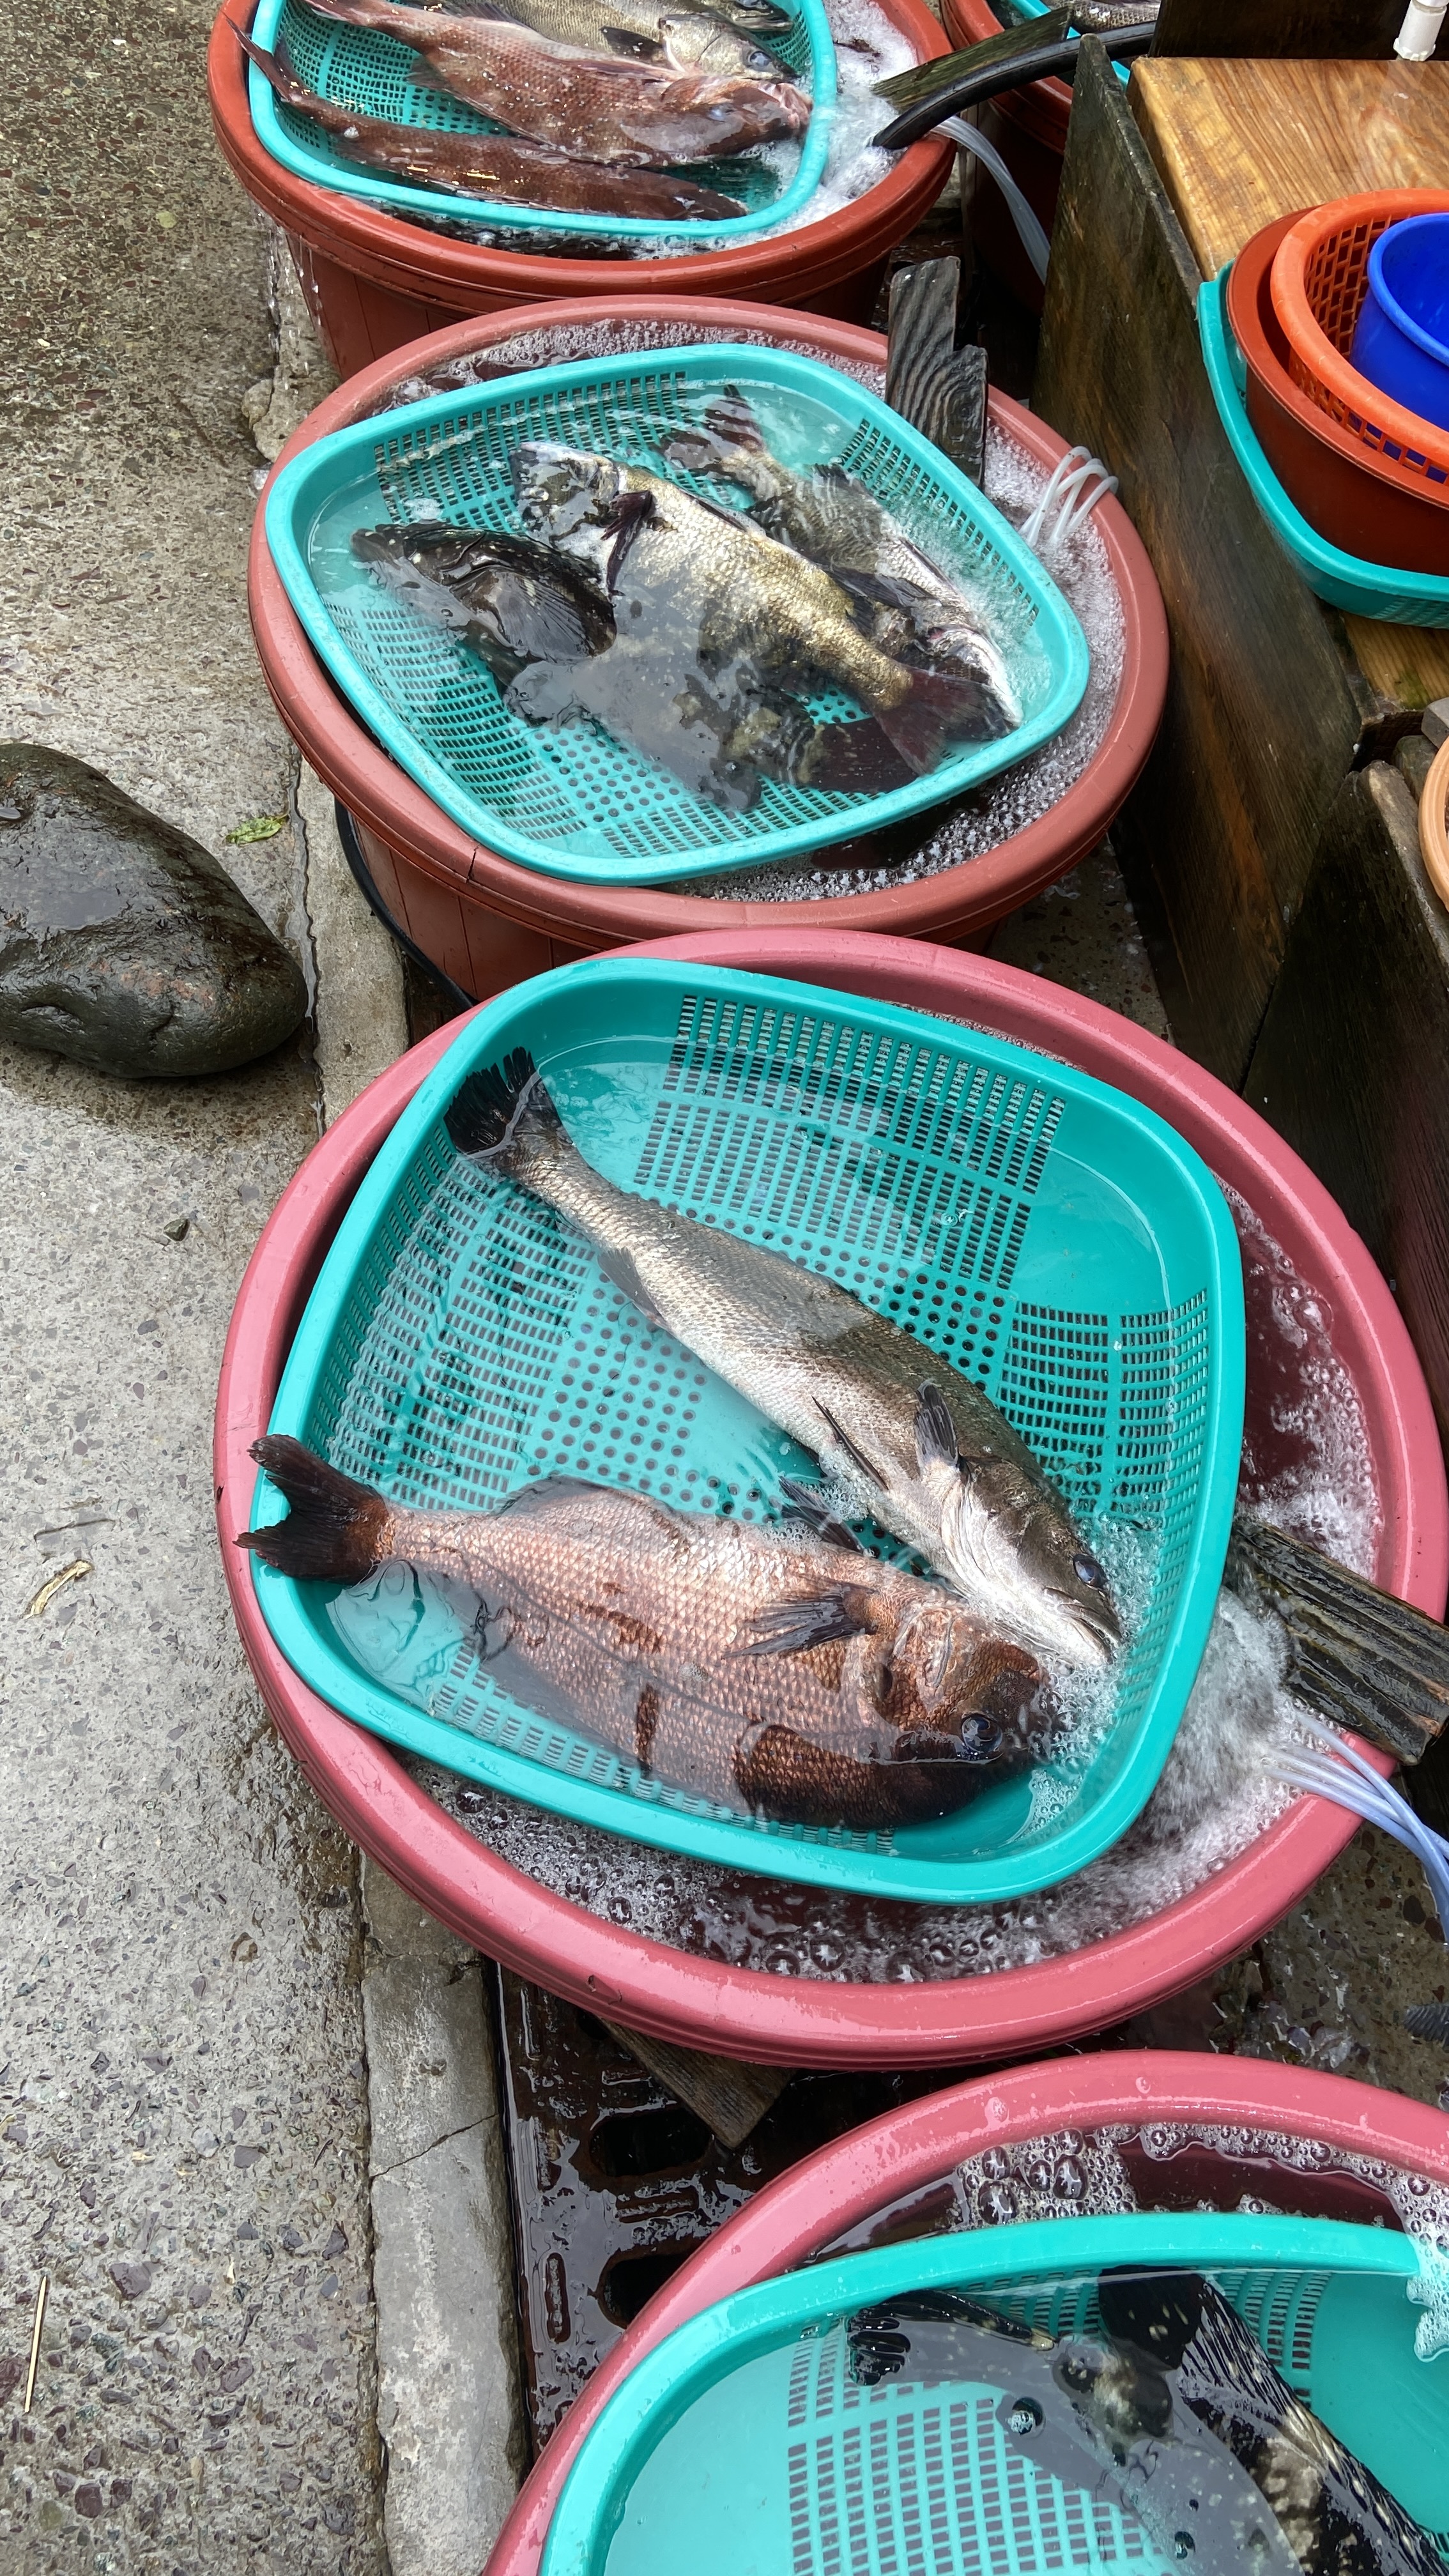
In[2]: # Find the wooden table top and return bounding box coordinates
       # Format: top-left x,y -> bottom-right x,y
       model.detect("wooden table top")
1131,54 -> 1449,710
1131,54 -> 1449,277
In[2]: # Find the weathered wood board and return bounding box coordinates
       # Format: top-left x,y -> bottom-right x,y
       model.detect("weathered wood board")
1033,42 -> 1363,1084
1244,756 -> 1449,1462
1132,54 -> 1449,282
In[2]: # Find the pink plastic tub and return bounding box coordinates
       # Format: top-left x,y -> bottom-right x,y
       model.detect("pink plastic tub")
247,298 -> 1169,991
215,930 -> 1448,2067
481,2052 -> 1449,2576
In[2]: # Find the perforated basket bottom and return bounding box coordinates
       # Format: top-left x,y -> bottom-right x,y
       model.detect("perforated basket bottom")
272,971 -> 1227,1887
594,2268 -> 1374,2576
284,350 -> 1078,885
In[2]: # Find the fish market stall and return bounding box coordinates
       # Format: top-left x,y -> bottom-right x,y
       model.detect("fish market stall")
247,295 -> 1167,990
207,0 -> 955,372
213,927 -> 1448,2069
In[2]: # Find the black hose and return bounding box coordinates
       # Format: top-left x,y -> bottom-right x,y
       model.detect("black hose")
873,21 -> 1155,153
334,801 -> 477,1014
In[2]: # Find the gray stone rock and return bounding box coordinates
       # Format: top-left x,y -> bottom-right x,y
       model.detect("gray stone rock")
0,742 -> 307,1076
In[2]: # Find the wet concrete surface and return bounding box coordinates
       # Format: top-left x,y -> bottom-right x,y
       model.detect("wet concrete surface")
0,1 -> 386,2567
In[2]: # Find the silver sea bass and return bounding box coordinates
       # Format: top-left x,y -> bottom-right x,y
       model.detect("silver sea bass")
444,1048 -> 1122,1669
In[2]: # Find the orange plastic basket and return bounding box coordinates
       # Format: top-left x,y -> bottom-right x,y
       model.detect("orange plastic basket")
1271,190 -> 1449,483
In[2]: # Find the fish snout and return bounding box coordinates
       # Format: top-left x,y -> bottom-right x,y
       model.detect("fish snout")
350,523 -> 409,565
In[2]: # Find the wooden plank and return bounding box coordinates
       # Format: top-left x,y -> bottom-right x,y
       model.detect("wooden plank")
1155,0 -> 1449,58
1132,56 -> 1449,281
601,2022 -> 793,2150
1032,40 -> 1363,1085
1244,755 -> 1449,1459
1345,620 -> 1449,715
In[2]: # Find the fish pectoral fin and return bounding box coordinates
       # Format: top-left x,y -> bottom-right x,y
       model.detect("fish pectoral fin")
914,1381 -> 960,1475
813,1399 -> 889,1490
735,1586 -> 875,1656
601,23 -> 666,54
594,1241 -> 667,1330
778,1476 -> 866,1553
599,487 -> 656,595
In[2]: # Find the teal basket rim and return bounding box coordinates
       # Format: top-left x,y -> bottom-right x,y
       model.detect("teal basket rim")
1199,267 -> 1449,629
540,2211 -> 1434,2576
247,0 -> 838,244
244,956 -> 1245,1908
263,342 -> 1091,888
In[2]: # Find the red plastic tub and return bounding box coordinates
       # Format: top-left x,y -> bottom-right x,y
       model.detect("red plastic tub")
942,0 -> 1069,314
482,2053 -> 1449,2576
215,928 -> 1449,2069
208,0 -> 955,374
247,298 -> 1169,999
1227,213 -> 1449,577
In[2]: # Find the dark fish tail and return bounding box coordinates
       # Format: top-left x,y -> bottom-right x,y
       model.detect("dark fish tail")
875,663 -> 1016,778
444,1046 -> 567,1177
238,1436 -> 390,1584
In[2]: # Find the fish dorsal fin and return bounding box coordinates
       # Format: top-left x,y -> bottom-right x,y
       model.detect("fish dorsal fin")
705,392 -> 765,452
914,1381 -> 959,1474
594,1240 -> 666,1329
778,1476 -> 866,1554
736,1585 -> 875,1655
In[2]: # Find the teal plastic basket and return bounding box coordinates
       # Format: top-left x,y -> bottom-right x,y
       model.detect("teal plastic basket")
540,2214 -> 1449,2576
245,957 -> 1244,1906
247,0 -> 836,243
263,343 -> 1089,888
1200,268 -> 1449,629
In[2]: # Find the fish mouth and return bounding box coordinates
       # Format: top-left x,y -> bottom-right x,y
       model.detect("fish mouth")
1050,1588 -> 1123,1668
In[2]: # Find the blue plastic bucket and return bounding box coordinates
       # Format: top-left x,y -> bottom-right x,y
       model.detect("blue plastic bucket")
1352,214 -> 1449,436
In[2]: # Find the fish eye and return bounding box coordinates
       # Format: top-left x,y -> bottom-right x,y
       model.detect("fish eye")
1073,1552 -> 1107,1590
958,1713 -> 1003,1761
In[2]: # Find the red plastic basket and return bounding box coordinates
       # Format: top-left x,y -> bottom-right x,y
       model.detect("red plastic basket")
482,2053 -> 1449,2576
1227,212 -> 1449,576
1271,190 -> 1449,481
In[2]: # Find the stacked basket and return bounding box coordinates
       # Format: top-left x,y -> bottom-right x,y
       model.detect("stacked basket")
1202,187 -> 1449,624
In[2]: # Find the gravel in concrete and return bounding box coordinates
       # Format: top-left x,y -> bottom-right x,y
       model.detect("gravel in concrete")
0,3 -> 390,2566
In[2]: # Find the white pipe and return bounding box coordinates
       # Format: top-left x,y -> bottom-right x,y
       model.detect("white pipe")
1395,0 -> 1447,61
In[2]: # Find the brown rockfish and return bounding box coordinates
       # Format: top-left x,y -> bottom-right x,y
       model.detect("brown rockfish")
444,1052 -> 1123,1669
293,0 -> 809,166
238,34 -> 749,218
511,443 -> 1009,778
666,393 -> 1022,738
240,1437 -> 1047,1828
